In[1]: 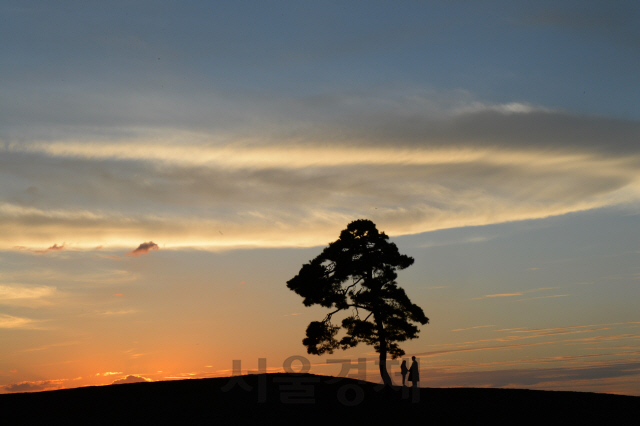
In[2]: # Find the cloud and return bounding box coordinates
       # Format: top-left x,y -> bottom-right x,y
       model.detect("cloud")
473,293 -> 523,300
452,325 -> 495,332
511,324 -> 606,335
473,287 -> 566,301
0,314 -> 36,329
1,93 -> 640,250
0,284 -> 56,306
421,361 -> 640,393
97,310 -> 136,316
405,321 -> 640,394
20,341 -> 80,353
3,380 -> 60,393
127,242 -> 159,257
3,382 -> 45,392
111,375 -> 151,385
517,294 -> 569,301
418,341 -> 550,358
415,322 -> 640,359
33,243 -> 65,254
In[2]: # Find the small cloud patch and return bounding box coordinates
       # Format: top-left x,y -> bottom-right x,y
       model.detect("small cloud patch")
0,285 -> 56,301
33,243 -> 65,254
4,382 -> 45,392
3,380 -> 59,393
112,375 -> 151,385
127,241 -> 159,257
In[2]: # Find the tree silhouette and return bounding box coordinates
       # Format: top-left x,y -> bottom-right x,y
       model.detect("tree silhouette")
286,219 -> 428,386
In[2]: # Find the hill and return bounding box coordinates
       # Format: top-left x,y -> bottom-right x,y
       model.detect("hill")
1,373 -> 638,425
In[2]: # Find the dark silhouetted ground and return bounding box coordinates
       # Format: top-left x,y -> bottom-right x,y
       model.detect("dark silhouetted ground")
1,373 -> 638,425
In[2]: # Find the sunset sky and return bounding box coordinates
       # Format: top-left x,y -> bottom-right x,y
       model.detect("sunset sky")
1,1 -> 639,395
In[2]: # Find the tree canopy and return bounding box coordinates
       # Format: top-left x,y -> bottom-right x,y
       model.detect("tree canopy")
286,219 -> 428,386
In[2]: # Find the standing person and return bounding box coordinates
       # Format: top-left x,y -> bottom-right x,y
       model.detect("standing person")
408,356 -> 419,389
400,360 -> 408,386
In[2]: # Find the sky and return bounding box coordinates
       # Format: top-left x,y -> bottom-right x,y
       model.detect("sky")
1,0 -> 639,396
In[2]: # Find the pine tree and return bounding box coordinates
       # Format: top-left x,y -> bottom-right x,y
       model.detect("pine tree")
286,219 -> 429,386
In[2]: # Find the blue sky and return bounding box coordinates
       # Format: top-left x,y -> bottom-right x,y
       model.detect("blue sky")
1,1 -> 639,395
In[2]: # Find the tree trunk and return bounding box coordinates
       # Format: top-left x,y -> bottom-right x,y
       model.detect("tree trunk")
375,315 -> 393,387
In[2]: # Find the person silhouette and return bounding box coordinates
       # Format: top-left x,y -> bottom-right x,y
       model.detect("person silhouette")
408,356 -> 419,389
400,360 -> 408,386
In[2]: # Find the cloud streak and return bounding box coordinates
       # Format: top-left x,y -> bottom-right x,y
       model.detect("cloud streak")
473,287 -> 566,301
0,314 -> 37,329
473,293 -> 523,299
1,3 -> 639,252
420,361 -> 640,394
1,127 -> 639,250
0,284 -> 56,304
452,325 -> 496,332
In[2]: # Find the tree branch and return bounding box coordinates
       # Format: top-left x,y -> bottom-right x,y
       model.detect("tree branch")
343,277 -> 364,298
322,307 -> 344,323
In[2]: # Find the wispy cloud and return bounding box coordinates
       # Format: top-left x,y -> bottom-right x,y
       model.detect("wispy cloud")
517,294 -> 569,301
416,341 -> 550,358
0,314 -> 38,329
512,324 -> 610,334
423,323 -> 640,355
452,325 -> 495,332
419,361 -> 640,394
20,341 -> 80,353
502,327 -> 611,341
473,287 -> 564,301
96,310 -> 137,316
0,284 -> 56,306
1,97 -> 640,250
473,293 -> 522,300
